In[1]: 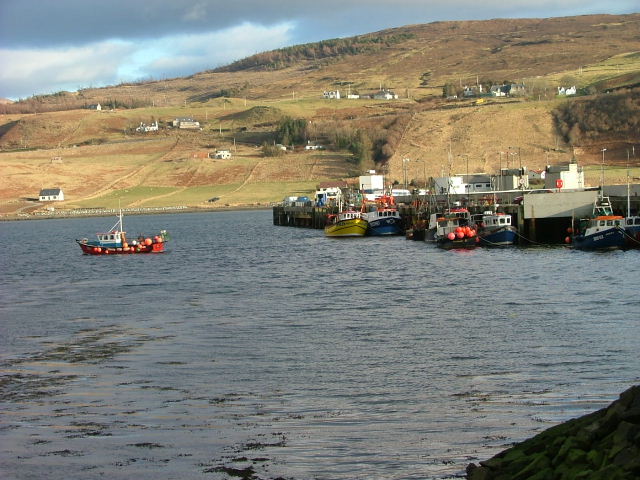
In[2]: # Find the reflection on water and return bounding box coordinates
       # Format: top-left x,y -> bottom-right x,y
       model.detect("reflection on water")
1,210 -> 639,479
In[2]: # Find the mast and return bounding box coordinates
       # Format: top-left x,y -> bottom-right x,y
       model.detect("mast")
627,149 -> 631,218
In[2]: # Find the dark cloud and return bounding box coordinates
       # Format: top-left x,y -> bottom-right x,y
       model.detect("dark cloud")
0,0 -> 637,99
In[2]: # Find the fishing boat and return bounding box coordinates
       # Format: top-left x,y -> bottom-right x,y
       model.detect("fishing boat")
624,216 -> 640,248
572,197 -> 625,250
76,210 -> 168,255
473,211 -> 518,246
362,195 -> 402,236
324,209 -> 368,237
426,208 -> 477,249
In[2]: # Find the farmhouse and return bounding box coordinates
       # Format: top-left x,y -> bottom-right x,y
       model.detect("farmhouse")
323,90 -> 341,99
373,89 -> 398,100
136,121 -> 158,132
39,188 -> 64,202
172,117 -> 201,129
213,150 -> 232,159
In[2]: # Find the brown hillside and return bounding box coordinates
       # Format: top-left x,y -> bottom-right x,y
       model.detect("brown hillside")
1,14 -> 640,217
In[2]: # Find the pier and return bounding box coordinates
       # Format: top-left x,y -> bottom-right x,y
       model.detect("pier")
273,187 -> 640,244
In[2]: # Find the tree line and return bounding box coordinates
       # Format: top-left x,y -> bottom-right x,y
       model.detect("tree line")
553,88 -> 640,145
215,33 -> 415,72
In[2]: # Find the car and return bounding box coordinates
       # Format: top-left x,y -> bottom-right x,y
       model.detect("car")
513,189 -> 553,204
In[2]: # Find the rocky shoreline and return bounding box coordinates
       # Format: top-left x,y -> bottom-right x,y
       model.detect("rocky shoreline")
466,385 -> 640,479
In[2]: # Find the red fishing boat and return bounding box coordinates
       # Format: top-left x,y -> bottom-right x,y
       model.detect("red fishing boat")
76,210 -> 168,255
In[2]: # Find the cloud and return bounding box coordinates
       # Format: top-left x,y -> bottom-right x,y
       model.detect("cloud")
0,0 -> 637,98
0,22 -> 294,99
0,41 -> 136,98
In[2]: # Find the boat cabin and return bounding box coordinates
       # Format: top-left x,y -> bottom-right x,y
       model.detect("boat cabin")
96,231 -> 125,248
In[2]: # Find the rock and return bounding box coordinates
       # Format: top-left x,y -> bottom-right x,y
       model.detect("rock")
466,385 -> 640,479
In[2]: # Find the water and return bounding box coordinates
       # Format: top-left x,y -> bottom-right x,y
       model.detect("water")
1,209 -> 639,479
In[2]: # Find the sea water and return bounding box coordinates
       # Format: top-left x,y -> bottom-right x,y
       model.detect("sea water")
1,209 -> 639,479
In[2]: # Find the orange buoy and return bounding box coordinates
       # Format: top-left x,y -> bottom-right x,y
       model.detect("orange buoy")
456,231 -> 464,239
95,247 -> 101,253
565,236 -> 571,244
447,232 -> 456,240
144,238 -> 152,246
566,227 -> 573,234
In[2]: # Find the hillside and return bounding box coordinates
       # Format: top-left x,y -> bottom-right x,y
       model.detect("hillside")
1,14 -> 640,217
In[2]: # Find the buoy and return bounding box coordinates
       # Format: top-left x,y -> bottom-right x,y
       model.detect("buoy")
144,238 -> 152,246
447,232 -> 456,240
123,242 -> 129,249
156,236 -> 163,243
565,236 -> 571,244
469,229 -> 476,237
566,227 -> 573,234
95,247 -> 101,253
455,226 -> 463,233
104,249 -> 110,254
456,231 -> 464,239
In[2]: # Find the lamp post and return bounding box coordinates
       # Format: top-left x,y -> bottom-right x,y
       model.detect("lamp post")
601,148 -> 607,195
402,157 -> 410,190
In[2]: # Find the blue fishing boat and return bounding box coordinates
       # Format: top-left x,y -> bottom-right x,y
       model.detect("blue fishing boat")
362,195 -> 403,236
473,211 -> 518,246
572,197 -> 626,250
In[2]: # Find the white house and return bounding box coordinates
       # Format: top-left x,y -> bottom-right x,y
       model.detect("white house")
558,86 -> 577,96
373,89 -> 398,100
323,90 -> 341,99
136,121 -> 158,132
39,188 -> 64,202
544,162 -> 584,190
214,149 -> 231,159
172,117 -> 200,129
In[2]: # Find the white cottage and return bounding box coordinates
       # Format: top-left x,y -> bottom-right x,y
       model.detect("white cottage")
39,188 -> 64,202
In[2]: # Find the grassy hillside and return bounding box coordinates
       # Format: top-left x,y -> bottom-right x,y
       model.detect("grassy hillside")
1,14 -> 640,217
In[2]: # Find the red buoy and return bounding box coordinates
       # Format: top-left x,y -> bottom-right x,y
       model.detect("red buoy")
565,236 -> 571,244
447,232 -> 456,240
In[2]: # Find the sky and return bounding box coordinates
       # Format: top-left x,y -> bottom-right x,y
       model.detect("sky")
0,0 -> 637,100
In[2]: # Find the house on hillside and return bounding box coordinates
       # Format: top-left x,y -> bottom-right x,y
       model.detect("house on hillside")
558,86 -> 577,96
373,89 -> 398,100
172,117 -> 201,129
88,103 -> 102,110
323,90 -> 341,99
213,150 -> 232,159
39,188 -> 64,202
490,84 -> 526,97
463,85 -> 483,97
136,121 -> 158,132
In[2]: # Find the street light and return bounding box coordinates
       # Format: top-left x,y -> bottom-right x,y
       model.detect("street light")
601,148 -> 607,193
402,157 -> 410,190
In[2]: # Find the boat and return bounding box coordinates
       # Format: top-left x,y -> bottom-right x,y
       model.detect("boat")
425,208 -> 477,249
472,211 -> 518,246
76,210 -> 168,255
324,208 -> 368,237
624,216 -> 640,248
572,196 -> 626,250
361,195 -> 403,236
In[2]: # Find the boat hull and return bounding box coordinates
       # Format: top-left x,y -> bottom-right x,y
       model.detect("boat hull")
572,228 -> 625,250
478,227 -> 518,246
77,241 -> 165,255
435,236 -> 478,250
324,218 -> 368,237
367,217 -> 402,236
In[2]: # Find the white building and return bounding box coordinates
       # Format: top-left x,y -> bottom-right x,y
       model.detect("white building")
136,121 -> 158,132
544,162 -> 584,190
323,90 -> 340,99
558,86 -> 577,96
373,89 -> 398,100
214,150 -> 231,159
359,171 -> 385,200
39,188 -> 64,202
172,117 -> 200,129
